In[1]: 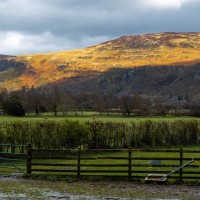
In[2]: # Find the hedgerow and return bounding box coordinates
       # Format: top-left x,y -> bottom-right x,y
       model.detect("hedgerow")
0,120 -> 198,149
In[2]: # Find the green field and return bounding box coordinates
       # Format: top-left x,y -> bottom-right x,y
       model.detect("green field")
0,114 -> 199,123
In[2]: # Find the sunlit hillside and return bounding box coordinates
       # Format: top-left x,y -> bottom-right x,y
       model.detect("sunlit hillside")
1,32 -> 200,91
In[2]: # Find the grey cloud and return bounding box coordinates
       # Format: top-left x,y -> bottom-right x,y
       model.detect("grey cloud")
0,0 -> 200,55
0,0 -> 144,34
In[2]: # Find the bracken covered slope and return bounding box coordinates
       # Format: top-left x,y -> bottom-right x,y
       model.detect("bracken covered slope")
0,32 -> 200,97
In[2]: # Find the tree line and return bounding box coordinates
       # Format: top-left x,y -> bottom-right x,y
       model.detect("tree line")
0,84 -> 199,117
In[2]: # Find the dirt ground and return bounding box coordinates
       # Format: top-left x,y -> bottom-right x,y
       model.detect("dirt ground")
0,176 -> 200,199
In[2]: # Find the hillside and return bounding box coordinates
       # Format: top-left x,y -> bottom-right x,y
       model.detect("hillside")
0,32 -> 200,98
63,64 -> 200,99
0,54 -> 14,58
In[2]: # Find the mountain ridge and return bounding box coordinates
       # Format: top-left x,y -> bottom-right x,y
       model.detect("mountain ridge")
0,32 -> 200,99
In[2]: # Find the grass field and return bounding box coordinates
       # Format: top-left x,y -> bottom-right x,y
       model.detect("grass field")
0,113 -> 200,123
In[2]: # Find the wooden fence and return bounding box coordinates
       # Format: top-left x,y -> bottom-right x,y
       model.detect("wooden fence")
0,144 -> 27,175
26,144 -> 200,181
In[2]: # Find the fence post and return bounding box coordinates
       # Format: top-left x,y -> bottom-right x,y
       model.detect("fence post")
11,145 -> 15,153
180,148 -> 183,182
128,148 -> 132,180
26,144 -> 32,174
77,148 -> 81,178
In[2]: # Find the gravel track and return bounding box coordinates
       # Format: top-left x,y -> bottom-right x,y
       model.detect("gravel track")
0,177 -> 200,199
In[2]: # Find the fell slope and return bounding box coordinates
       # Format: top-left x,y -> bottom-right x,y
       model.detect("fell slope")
0,32 -> 200,95
0,54 -> 14,59
64,64 -> 200,98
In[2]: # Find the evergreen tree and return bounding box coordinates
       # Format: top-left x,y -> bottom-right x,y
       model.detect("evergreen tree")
2,95 -> 25,116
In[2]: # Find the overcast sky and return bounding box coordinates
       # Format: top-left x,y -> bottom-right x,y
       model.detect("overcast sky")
0,0 -> 200,55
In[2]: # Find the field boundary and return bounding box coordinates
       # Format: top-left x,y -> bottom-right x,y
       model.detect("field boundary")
0,144 -> 27,175
26,145 -> 200,182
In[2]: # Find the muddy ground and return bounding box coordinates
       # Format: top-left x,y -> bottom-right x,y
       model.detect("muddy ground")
0,176 -> 200,199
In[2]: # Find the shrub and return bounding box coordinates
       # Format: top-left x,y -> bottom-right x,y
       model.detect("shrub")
0,120 -> 199,149
1,95 -> 25,116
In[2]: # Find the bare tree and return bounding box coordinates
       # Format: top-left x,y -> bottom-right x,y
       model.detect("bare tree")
132,95 -> 150,116
45,84 -> 64,116
60,92 -> 76,116
24,86 -> 43,115
120,95 -> 134,116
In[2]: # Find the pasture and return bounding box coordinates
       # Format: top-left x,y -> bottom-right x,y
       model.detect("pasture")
0,113 -> 199,123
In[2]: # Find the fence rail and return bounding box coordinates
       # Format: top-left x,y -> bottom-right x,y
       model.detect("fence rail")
1,143 -> 200,181
0,144 -> 27,175
26,145 -> 200,181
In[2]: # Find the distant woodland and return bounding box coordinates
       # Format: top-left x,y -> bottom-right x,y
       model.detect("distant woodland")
0,81 -> 199,117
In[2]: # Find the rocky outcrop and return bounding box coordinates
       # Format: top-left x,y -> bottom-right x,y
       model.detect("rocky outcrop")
101,32 -> 200,49
0,54 -> 15,59
63,63 -> 200,98
0,59 -> 26,72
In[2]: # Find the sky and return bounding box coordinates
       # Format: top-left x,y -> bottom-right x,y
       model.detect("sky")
0,0 -> 200,55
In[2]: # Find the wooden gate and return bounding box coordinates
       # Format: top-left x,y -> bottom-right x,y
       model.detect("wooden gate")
0,144 -> 27,176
